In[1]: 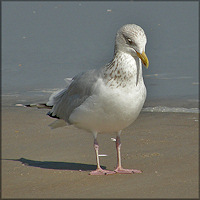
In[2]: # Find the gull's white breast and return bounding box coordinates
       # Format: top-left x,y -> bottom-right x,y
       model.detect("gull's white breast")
69,76 -> 146,133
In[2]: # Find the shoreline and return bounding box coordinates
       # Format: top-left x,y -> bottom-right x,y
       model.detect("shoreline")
2,93 -> 199,110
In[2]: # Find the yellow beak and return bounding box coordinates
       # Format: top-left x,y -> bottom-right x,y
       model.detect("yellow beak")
136,51 -> 149,68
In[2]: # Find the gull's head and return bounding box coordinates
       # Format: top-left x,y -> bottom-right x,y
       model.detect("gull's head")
115,24 -> 149,68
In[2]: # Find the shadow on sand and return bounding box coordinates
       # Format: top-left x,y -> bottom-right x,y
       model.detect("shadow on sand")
3,158 -> 106,171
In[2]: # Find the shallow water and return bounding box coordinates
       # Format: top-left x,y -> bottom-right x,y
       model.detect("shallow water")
2,2 -> 199,108
142,106 -> 199,114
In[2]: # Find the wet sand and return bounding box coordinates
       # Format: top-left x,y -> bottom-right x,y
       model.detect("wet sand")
2,106 -> 199,198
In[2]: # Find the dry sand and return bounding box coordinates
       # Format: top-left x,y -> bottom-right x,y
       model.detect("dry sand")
2,106 -> 199,198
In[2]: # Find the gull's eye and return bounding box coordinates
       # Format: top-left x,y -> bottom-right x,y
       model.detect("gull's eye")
126,37 -> 135,46
127,38 -> 133,45
123,34 -> 135,46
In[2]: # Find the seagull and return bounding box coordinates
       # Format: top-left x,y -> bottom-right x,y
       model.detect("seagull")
31,24 -> 149,175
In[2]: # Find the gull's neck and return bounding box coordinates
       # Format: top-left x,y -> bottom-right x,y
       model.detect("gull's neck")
103,50 -> 143,87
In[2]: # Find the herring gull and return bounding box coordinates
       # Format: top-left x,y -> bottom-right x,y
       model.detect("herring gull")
30,24 -> 149,175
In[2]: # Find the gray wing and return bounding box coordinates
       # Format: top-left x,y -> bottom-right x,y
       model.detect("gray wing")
47,69 -> 102,123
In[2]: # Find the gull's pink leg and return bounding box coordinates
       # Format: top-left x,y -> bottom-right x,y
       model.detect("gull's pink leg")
114,131 -> 142,174
89,133 -> 116,175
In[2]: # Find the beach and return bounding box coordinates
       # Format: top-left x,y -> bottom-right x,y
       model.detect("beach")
2,105 -> 199,198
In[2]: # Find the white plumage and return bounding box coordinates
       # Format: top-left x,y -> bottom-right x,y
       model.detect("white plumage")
47,24 -> 149,175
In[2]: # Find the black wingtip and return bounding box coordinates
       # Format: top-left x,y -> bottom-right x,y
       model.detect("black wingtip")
25,104 -> 31,107
47,111 -> 60,119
